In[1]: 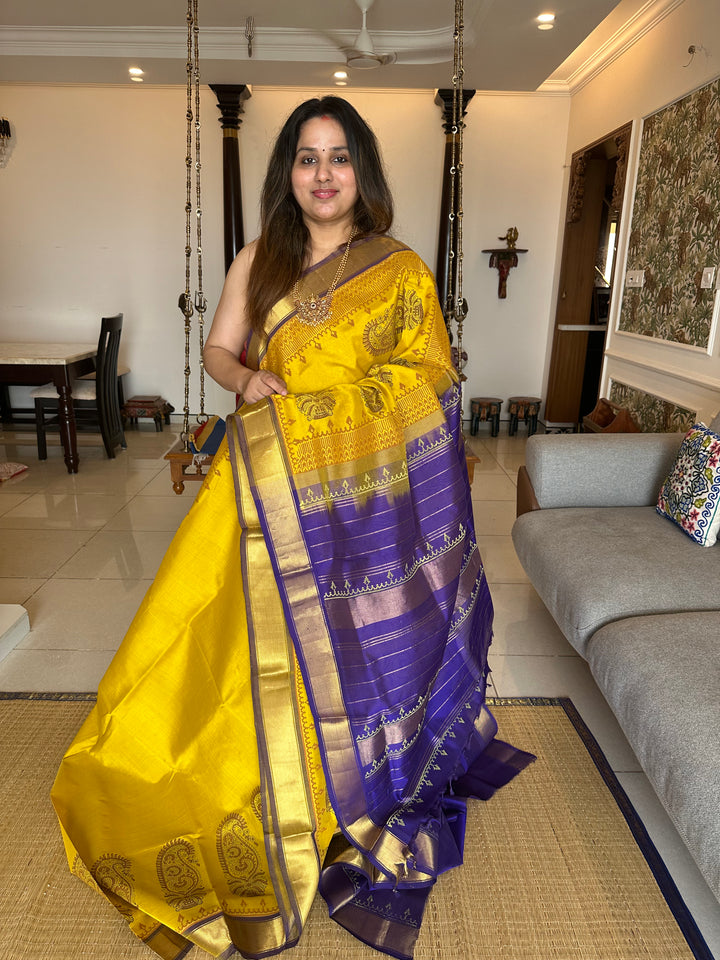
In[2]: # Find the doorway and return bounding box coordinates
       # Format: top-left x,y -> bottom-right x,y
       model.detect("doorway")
544,123 -> 632,429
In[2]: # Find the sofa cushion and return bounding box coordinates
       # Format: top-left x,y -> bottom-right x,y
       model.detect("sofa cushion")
511,506 -> 720,655
657,422 -> 720,546
525,433 -> 683,509
587,612 -> 720,902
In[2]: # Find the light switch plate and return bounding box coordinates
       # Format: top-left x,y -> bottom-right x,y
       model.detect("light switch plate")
625,269 -> 645,288
701,267 -> 716,289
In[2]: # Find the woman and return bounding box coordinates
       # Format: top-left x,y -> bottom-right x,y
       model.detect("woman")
52,97 -> 532,960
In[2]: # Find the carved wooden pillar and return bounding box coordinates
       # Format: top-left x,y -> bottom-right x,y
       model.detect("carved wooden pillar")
434,87 -> 475,328
611,128 -> 631,214
209,84 -> 252,273
566,151 -> 590,223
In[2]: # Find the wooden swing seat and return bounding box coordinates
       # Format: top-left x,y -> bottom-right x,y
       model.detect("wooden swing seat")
165,441 -> 213,495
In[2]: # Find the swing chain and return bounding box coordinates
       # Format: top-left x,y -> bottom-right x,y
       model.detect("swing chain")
449,0 -> 467,386
179,0 -> 207,448
192,0 -> 208,424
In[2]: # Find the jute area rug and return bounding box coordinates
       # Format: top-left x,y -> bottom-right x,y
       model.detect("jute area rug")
0,695 -> 711,960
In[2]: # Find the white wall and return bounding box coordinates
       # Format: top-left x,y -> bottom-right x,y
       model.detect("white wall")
0,82 -> 569,425
563,0 -> 720,423
461,92 -> 570,408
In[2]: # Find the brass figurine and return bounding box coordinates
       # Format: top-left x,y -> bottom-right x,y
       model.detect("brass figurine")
498,227 -> 519,250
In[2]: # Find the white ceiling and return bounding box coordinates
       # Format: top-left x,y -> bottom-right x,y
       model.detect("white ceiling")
0,0 -> 649,91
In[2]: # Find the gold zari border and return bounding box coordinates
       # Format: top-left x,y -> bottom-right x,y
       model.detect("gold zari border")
227,412 -> 330,954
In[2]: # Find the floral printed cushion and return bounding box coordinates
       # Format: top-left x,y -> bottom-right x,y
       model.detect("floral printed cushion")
657,423 -> 720,546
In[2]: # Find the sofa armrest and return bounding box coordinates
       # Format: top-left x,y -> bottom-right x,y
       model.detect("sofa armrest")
523,432 -> 683,509
516,465 -> 540,517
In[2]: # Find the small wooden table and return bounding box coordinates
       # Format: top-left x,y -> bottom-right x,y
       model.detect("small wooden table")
122,395 -> 174,432
0,342 -> 97,473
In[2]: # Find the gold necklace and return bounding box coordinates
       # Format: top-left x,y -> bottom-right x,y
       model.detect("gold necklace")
293,227 -> 357,326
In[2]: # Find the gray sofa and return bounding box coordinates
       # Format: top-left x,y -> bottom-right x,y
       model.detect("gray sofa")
511,431 -> 720,904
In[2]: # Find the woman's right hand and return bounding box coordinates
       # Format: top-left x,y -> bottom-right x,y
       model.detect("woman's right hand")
242,370 -> 288,404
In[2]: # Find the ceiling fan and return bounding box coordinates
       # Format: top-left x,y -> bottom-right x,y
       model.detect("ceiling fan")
343,0 -> 397,69
328,0 -> 453,71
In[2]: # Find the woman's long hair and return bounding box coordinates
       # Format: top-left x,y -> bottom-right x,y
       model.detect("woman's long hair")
245,96 -> 394,336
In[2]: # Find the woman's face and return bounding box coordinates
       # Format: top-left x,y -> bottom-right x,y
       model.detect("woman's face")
291,115 -> 359,232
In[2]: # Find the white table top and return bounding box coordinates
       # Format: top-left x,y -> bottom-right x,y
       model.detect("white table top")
0,342 -> 96,365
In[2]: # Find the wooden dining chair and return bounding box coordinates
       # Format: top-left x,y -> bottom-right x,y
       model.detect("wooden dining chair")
77,362 -> 131,407
31,314 -> 127,460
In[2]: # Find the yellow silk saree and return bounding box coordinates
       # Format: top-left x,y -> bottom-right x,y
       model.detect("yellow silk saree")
52,235 -> 531,960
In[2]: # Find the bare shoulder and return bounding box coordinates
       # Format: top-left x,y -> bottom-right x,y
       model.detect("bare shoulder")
207,239 -> 260,350
237,237 -> 259,266
225,238 -> 258,288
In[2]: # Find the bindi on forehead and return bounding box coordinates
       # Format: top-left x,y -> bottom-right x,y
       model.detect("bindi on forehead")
296,144 -> 348,155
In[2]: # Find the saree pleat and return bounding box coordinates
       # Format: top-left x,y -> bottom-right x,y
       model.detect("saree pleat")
52,235 -> 532,960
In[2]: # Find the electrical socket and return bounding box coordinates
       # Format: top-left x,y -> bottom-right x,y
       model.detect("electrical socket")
625,270 -> 645,288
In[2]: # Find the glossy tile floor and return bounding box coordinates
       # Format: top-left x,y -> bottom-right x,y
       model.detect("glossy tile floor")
1,421 -> 719,957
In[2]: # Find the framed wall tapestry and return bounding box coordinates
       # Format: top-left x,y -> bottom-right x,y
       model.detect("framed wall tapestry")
617,77 -> 720,352
608,380 -> 696,433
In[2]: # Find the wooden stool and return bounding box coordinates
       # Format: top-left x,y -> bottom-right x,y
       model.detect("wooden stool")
508,396 -> 541,436
122,395 -> 174,432
470,397 -> 502,437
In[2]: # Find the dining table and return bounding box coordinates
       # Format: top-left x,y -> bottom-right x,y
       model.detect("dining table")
0,341 -> 97,474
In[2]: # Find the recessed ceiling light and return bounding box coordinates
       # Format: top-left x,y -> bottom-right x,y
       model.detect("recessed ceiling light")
333,70 -> 348,80
536,12 -> 555,29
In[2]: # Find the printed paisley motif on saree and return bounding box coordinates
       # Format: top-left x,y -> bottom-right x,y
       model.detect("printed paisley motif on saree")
296,390 -> 336,420
359,383 -> 385,414
367,365 -> 394,385
156,838 -> 208,912
250,786 -> 262,822
73,854 -> 102,894
92,853 -> 135,906
362,307 -> 397,356
399,287 -> 424,330
216,813 -> 269,897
